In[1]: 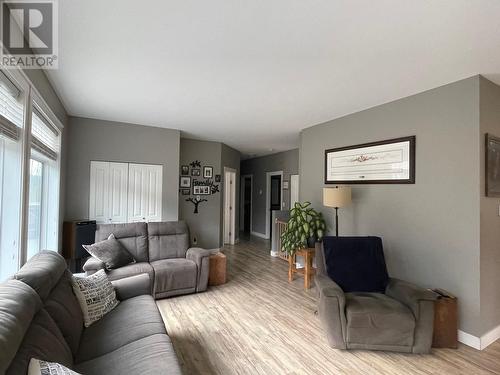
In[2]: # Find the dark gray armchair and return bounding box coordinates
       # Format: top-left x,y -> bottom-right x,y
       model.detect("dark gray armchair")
315,236 -> 436,353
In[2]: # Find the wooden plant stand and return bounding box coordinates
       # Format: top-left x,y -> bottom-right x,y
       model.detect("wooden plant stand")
288,248 -> 315,290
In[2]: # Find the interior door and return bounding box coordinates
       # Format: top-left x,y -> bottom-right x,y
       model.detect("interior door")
290,174 -> 299,208
108,162 -> 128,223
243,177 -> 251,233
269,175 -> 281,239
127,163 -> 163,222
89,161 -> 109,223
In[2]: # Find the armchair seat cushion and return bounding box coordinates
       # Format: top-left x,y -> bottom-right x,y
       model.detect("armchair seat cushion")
346,292 -> 415,347
151,259 -> 197,297
106,262 -> 154,283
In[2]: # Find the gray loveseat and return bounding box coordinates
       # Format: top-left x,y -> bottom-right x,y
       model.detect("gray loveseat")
83,221 -> 213,299
0,251 -> 181,374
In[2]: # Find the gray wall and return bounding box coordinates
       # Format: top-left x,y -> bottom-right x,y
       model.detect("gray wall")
179,139 -> 240,248
240,149 -> 299,236
179,139 -> 222,248
64,117 -> 180,222
479,77 -> 500,335
299,77 -> 482,336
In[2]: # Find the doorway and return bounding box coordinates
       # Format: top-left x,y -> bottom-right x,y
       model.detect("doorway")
240,175 -> 252,234
265,171 -> 283,240
224,167 -> 237,245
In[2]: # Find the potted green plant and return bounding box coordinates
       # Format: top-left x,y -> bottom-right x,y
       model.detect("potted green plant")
281,202 -> 326,256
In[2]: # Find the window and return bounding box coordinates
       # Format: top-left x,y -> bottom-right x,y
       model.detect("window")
27,106 -> 61,257
0,71 -> 24,281
0,69 -> 62,281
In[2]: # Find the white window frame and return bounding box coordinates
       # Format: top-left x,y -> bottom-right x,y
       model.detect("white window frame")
0,68 -> 63,268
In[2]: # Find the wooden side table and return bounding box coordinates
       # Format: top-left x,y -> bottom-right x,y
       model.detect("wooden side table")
288,248 -> 315,290
432,289 -> 458,348
208,252 -> 227,286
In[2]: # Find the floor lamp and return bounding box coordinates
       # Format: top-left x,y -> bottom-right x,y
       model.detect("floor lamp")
323,186 -> 352,236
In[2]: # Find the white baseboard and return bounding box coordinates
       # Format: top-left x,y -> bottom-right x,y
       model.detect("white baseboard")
251,231 -> 268,239
458,324 -> 500,350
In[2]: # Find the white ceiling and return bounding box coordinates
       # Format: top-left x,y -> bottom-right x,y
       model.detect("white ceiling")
47,0 -> 500,158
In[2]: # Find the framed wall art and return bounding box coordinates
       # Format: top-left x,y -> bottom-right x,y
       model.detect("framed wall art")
325,136 -> 415,184
180,176 -> 191,188
191,168 -> 201,177
486,133 -> 500,197
203,166 -> 213,179
193,185 -> 210,195
181,188 -> 191,195
181,165 -> 189,175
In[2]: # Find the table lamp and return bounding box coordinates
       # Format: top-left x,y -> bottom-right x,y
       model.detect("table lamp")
323,186 -> 352,236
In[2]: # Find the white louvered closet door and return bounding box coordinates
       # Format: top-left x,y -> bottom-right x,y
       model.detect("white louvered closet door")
89,161 -> 110,223
108,162 -> 128,223
127,163 -> 162,222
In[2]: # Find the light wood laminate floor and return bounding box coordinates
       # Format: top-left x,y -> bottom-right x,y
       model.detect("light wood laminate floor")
157,236 -> 500,375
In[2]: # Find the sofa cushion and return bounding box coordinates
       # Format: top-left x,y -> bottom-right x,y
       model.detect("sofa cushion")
75,334 -> 182,375
151,258 -> 197,295
14,250 -> 67,300
345,292 -> 415,347
83,234 -> 135,270
76,295 -> 166,362
323,236 -> 389,293
7,309 -> 74,375
96,222 -> 149,262
106,262 -> 154,285
0,280 -> 42,374
148,221 -> 190,261
44,270 -> 84,355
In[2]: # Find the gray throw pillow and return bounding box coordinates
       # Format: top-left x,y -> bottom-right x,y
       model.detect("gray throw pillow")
82,234 -> 135,270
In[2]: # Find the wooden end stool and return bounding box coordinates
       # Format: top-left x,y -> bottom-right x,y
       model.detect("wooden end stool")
208,252 -> 227,286
288,248 -> 315,290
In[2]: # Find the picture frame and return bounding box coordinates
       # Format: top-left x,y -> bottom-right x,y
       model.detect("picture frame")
193,185 -> 210,195
181,188 -> 191,196
191,168 -> 201,177
215,174 -> 221,182
325,136 -> 415,184
203,166 -> 213,179
181,165 -> 189,175
179,176 -> 191,188
283,181 -> 289,190
486,133 -> 500,197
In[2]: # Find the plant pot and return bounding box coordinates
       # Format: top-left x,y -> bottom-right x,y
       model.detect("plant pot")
307,236 -> 317,249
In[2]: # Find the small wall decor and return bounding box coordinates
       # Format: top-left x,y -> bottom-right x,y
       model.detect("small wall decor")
180,176 -> 191,188
181,189 -> 191,195
191,168 -> 201,176
181,165 -> 189,175
283,181 -> 289,189
486,133 -> 500,197
325,136 -> 415,184
203,166 -> 213,179
190,160 -> 201,168
215,174 -> 221,182
193,185 -> 210,195
186,197 -> 208,214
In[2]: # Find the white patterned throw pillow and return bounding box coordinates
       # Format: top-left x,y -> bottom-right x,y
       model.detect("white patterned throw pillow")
72,269 -> 119,327
28,358 -> 81,375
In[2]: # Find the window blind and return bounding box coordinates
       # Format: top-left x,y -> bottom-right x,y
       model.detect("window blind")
31,108 -> 59,160
0,71 -> 23,142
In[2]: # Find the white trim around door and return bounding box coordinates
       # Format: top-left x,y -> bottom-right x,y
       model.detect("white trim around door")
224,167 -> 237,245
265,170 -> 284,240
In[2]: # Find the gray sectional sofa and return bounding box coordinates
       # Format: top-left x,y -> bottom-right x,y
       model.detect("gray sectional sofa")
83,221 -> 214,299
0,251 -> 181,375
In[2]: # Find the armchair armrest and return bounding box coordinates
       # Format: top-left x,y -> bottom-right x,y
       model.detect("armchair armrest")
186,247 -> 216,292
385,278 -> 436,317
385,278 -> 437,353
82,256 -> 105,275
315,274 -> 347,349
111,273 -> 151,300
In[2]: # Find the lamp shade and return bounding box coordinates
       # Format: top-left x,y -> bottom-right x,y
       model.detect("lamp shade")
323,186 -> 351,208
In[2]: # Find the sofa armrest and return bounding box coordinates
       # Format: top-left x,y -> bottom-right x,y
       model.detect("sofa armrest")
82,256 -> 105,275
385,278 -> 436,317
186,247 -> 216,292
111,273 -> 151,300
315,274 -> 347,349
